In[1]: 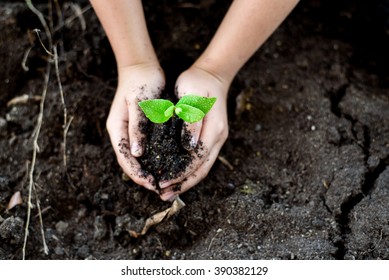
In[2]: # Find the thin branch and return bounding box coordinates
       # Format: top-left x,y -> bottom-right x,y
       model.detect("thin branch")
33,182 -> 49,255
208,228 -> 223,251
53,4 -> 91,33
25,0 -> 53,50
70,3 -> 87,31
33,29 -> 54,56
22,63 -> 51,260
53,46 -> 68,168
23,0 -> 55,259
21,46 -> 33,71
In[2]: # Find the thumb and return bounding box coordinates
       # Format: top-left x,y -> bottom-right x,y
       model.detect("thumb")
181,120 -> 202,150
127,97 -> 146,157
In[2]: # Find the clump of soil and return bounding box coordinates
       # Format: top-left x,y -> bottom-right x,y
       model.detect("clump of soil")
139,117 -> 193,183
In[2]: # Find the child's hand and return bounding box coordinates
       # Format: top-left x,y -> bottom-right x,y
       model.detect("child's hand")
159,65 -> 229,201
106,63 -> 165,192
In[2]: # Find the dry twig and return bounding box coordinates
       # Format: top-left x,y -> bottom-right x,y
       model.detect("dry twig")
53,4 -> 91,33
23,0 -> 53,259
53,46 -> 69,168
25,0 -> 53,49
33,182 -> 49,254
22,62 -> 51,259
21,46 -> 33,71
22,0 -> 78,258
218,155 -> 234,171
7,94 -> 42,107
208,228 -> 223,251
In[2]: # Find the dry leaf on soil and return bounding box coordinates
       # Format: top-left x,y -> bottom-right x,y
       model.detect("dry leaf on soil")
129,196 -> 185,238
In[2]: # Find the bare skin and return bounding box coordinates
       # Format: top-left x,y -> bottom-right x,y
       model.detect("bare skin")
90,0 -> 300,201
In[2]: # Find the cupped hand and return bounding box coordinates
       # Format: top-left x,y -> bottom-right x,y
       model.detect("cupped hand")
159,65 -> 230,201
106,63 -> 165,192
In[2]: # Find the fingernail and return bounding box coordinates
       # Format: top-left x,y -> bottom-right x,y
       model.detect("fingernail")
144,183 -> 155,191
131,143 -> 142,157
190,136 -> 197,149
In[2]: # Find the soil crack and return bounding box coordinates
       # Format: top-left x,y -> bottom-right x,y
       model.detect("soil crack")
328,84 -> 348,118
327,84 -> 389,259
335,156 -> 389,259
332,112 -> 388,258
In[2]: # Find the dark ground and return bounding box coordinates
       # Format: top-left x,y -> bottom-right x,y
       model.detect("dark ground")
0,0 -> 388,260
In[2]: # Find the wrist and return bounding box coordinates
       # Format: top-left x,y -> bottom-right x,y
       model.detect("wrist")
117,61 -> 163,80
179,64 -> 230,99
116,62 -> 165,96
192,57 -> 236,87
117,57 -> 161,72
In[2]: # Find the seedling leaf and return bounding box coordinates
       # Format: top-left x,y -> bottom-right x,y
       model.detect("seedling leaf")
175,104 -> 205,123
138,99 -> 174,123
138,95 -> 217,124
176,94 -> 217,114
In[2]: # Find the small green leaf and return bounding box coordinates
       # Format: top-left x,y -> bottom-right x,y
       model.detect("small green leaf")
175,104 -> 205,123
176,94 -> 217,114
138,99 -> 174,123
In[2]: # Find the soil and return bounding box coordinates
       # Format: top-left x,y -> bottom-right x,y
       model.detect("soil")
0,0 -> 388,260
139,117 -> 195,185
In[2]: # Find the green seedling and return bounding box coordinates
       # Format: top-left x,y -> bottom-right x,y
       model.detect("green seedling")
138,94 -> 217,124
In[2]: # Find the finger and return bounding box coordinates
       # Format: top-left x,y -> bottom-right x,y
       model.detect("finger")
108,120 -> 157,192
159,120 -> 226,189
158,145 -> 209,189
159,148 -> 220,201
116,138 -> 158,193
181,121 -> 202,150
159,119 -> 227,188
159,114 -> 226,188
127,97 -> 146,157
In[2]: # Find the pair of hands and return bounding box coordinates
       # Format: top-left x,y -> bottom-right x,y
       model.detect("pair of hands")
107,63 -> 229,201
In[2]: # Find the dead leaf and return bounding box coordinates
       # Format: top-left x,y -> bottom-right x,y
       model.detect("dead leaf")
6,191 -> 23,211
129,196 -> 186,238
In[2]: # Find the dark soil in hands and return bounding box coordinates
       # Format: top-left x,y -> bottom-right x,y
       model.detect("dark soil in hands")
139,117 -> 192,184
